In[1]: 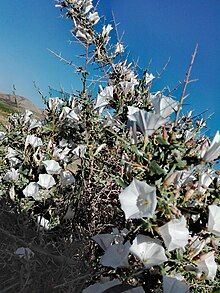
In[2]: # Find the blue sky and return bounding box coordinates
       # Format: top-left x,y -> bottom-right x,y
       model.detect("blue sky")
0,0 -> 219,134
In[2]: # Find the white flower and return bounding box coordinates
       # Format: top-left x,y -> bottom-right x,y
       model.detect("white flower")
73,145 -> 86,157
163,276 -> 189,293
196,252 -> 217,280
37,215 -> 50,230
127,108 -> 166,137
173,169 -> 196,189
130,234 -> 167,268
102,24 -> 113,44
38,174 -> 56,189
92,228 -> 127,251
43,160 -> 61,175
150,93 -> 179,118
59,106 -> 79,121
83,0 -> 93,14
198,170 -> 213,194
25,135 -> 43,148
188,236 -> 207,259
94,86 -> 114,110
208,205 -> 220,236
120,81 -> 136,94
145,73 -> 155,85
6,147 -> 18,159
48,97 -> 64,110
100,241 -> 131,268
23,182 -> 39,199
53,147 -> 70,161
14,247 -> 34,260
4,168 -> 19,181
201,131 -> 220,162
82,279 -> 121,293
60,170 -> 75,186
115,42 -> 125,54
119,178 -> 157,219
88,11 -> 100,25
75,26 -> 93,44
29,119 -> 42,130
159,216 -> 189,251
23,110 -> 33,123
0,131 -> 5,140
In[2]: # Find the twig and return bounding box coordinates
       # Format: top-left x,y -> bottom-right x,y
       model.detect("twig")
175,44 -> 198,126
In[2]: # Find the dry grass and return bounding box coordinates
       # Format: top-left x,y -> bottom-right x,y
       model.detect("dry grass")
0,198 -> 90,293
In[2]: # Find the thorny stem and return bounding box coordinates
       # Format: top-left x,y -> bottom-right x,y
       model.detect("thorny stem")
175,44 -> 198,126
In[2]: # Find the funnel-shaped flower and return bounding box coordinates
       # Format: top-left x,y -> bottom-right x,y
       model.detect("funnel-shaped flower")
100,241 -> 131,268
92,228 -> 128,251
208,205 -> 220,236
4,168 -> 19,181
196,252 -> 217,280
150,93 -> 179,118
163,276 -> 189,293
119,178 -> 157,219
23,182 -> 39,199
60,171 -> 75,186
25,135 -> 43,148
38,174 -> 56,189
127,108 -> 166,137
43,160 -> 61,175
200,131 -> 220,162
14,247 -> 34,260
94,86 -> 114,110
159,217 -> 189,251
130,234 -> 167,268
198,171 -> 213,194
88,11 -> 100,25
145,73 -> 155,85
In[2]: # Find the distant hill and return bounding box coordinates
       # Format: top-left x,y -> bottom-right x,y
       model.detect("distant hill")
0,92 -> 42,123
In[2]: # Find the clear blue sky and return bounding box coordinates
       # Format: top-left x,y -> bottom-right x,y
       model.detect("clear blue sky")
0,0 -> 219,134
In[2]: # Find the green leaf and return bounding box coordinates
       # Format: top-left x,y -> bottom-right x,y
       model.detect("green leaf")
175,158 -> 187,169
149,161 -> 166,175
113,176 -> 127,188
156,135 -> 169,145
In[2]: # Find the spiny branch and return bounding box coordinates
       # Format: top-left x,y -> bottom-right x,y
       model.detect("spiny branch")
175,44 -> 198,126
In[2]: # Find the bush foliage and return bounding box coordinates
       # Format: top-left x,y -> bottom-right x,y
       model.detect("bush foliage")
0,1 -> 220,292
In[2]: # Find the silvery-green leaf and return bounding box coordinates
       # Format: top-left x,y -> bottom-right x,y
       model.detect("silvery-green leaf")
119,178 -> 157,219
130,234 -> 167,268
159,216 -> 189,251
